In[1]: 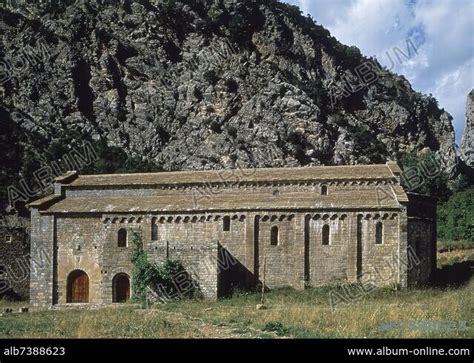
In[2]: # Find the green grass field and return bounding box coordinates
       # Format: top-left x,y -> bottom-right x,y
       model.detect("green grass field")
0,248 -> 472,339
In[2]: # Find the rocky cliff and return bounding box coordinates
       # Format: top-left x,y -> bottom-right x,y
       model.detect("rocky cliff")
0,0 -> 458,209
461,90 -> 473,167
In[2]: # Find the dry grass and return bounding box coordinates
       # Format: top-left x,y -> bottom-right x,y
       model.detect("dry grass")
156,279 -> 473,338
0,249 -> 472,339
0,307 -> 229,338
1,280 -> 469,339
437,247 -> 474,268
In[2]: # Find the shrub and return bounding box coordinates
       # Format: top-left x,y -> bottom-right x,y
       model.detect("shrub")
82,139 -> 161,174
262,320 -> 312,338
437,187 -> 474,243
263,321 -> 290,336
130,232 -> 160,303
398,151 -> 450,200
224,78 -> 238,93
203,70 -> 218,85
130,232 -> 197,303
227,125 -> 237,138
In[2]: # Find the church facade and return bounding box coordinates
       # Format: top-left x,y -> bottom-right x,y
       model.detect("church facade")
28,162 -> 437,306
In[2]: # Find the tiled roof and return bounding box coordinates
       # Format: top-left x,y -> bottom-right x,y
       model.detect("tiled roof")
65,164 -> 398,188
28,194 -> 63,208
30,164 -> 406,213
42,189 -> 402,214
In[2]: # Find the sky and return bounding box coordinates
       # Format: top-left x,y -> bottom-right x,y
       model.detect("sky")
284,0 -> 474,144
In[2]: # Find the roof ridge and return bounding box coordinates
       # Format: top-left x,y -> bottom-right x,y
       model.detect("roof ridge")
75,163 -> 390,179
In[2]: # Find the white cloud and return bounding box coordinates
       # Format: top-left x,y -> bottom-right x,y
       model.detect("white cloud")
329,0 -> 414,56
431,58 -> 474,139
299,0 -> 310,15
285,0 -> 474,142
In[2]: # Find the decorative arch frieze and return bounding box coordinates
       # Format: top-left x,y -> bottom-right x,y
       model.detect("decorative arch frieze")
103,215 -> 146,225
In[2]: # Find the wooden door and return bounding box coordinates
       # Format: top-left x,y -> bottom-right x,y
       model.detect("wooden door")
67,270 -> 89,303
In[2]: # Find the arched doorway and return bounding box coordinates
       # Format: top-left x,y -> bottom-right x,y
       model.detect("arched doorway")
113,273 -> 130,303
67,270 -> 89,303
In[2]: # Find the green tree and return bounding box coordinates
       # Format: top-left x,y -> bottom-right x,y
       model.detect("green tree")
398,151 -> 450,201
81,140 -> 161,174
437,187 -> 474,243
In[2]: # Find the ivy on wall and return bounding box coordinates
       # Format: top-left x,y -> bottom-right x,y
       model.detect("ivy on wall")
130,232 -> 196,303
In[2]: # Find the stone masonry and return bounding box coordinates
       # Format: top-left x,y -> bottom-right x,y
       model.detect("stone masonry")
28,162 -> 437,306
0,219 -> 30,300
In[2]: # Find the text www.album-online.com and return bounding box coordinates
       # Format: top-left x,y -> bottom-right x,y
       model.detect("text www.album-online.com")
347,346 -> 471,357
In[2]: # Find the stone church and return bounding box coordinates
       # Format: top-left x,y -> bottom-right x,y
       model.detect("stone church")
28,162 -> 436,306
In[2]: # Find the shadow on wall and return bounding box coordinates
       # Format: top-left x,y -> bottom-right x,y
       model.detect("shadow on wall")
430,260 -> 473,288
217,244 -> 257,298
0,288 -> 23,301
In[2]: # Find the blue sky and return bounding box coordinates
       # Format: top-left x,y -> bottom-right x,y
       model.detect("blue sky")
284,0 -> 474,144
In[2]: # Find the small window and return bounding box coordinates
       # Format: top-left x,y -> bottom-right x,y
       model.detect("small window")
321,185 -> 328,195
118,228 -> 127,247
223,216 -> 230,232
151,224 -> 158,241
151,218 -> 158,241
270,226 -> 279,246
5,235 -> 12,243
375,222 -> 383,245
322,224 -> 330,245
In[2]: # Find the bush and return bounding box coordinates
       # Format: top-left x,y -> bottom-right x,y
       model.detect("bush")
437,187 -> 474,243
203,70 -> 218,85
81,140 -> 161,174
130,232 -> 197,303
130,232 -> 160,303
262,321 -> 312,338
398,151 -> 450,200
263,321 -> 289,335
224,78 -> 238,93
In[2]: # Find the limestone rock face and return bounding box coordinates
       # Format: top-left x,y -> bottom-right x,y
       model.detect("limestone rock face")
461,90 -> 474,167
0,0 -> 457,196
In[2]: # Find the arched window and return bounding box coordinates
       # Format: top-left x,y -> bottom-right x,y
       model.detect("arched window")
322,224 -> 330,245
321,185 -> 328,195
118,228 -> 127,247
375,222 -> 383,245
270,226 -> 279,246
151,218 -> 158,240
223,216 -> 230,231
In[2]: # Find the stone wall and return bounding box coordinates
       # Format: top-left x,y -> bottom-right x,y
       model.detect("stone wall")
407,219 -> 436,285
30,208 -> 409,305
0,226 -> 30,300
56,216 -> 108,304
29,177 -> 420,306
303,211 -> 402,287
99,217 -> 138,304
358,212 -> 401,286
256,213 -> 302,288
306,213 -> 350,285
29,210 -> 55,306
407,194 -> 437,286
